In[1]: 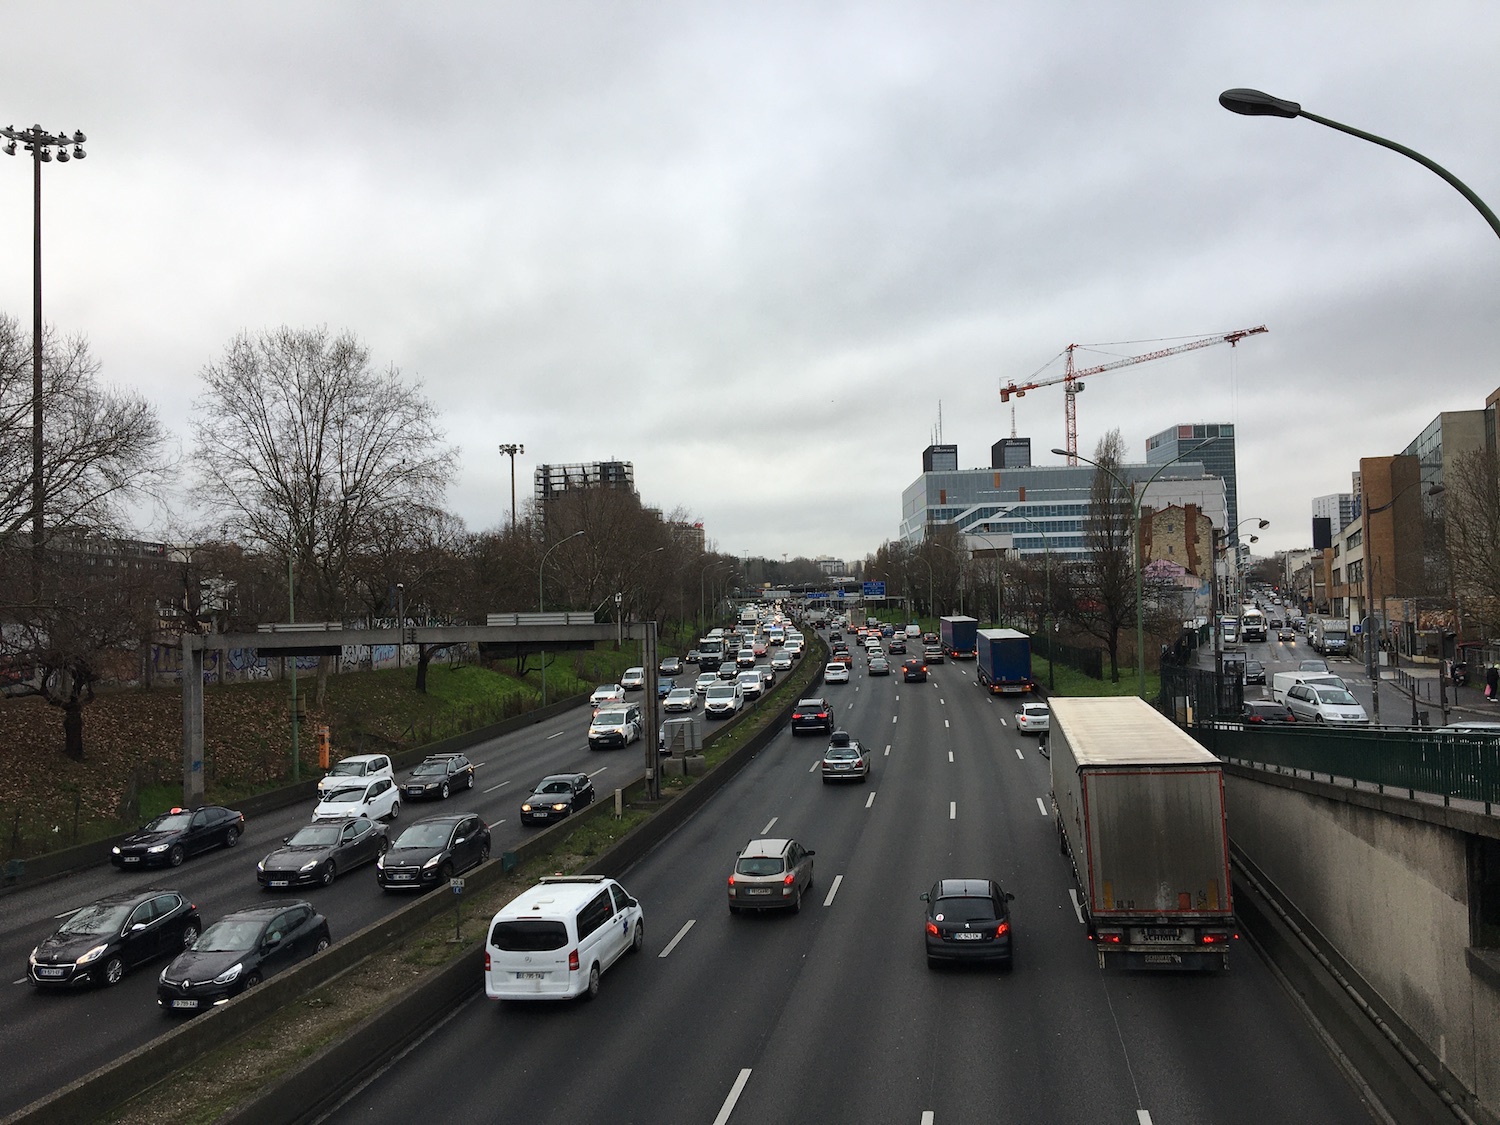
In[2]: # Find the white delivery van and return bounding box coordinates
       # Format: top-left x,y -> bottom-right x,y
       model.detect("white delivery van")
485,875 -> 644,1001
1270,670 -> 1348,704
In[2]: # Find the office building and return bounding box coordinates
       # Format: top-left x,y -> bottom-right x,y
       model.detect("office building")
1146,423 -> 1239,544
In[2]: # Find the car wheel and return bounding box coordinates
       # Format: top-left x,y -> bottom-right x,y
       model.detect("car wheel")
224,827 -> 239,848
182,922 -> 200,949
168,845 -> 185,868
388,800 -> 401,821
315,936 -> 331,954
584,963 -> 601,1000
1315,715 -> 1326,725
439,862 -> 454,882
631,920 -> 645,953
102,955 -> 125,986
440,782 -> 450,800
320,861 -> 337,887
466,772 -> 475,790
245,970 -> 263,989
790,884 -> 803,914
377,837 -> 389,857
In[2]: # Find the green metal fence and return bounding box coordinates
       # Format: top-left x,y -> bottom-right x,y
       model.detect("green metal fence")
1191,723 -> 1499,814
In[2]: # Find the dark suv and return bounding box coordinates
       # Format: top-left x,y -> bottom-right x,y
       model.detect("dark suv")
791,698 -> 833,735
921,878 -> 1014,969
401,753 -> 475,801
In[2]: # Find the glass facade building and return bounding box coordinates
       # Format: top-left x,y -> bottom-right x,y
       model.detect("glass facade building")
1146,424 -> 1239,544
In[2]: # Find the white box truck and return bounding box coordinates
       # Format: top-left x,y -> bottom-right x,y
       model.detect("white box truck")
1049,697 -> 1236,970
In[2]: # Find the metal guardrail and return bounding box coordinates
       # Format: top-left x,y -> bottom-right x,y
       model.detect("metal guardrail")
1192,723 -> 1499,815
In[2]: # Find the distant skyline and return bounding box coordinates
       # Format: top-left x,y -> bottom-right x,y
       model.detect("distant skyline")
3,3 -> 1497,564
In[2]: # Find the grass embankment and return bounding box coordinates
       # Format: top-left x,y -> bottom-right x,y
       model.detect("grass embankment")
1,644 -> 648,861
1035,657 -> 1158,699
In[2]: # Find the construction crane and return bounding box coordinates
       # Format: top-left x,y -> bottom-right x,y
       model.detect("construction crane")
1001,326 -> 1268,464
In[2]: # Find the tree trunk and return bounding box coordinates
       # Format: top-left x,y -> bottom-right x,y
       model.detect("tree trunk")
63,702 -> 85,762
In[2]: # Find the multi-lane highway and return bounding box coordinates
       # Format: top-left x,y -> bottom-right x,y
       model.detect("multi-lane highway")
0,690 -> 701,1118
318,648 -> 1381,1125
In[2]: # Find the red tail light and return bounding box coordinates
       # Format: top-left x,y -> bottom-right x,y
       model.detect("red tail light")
783,873 -> 796,886
1099,933 -> 1121,944
995,921 -> 1010,936
484,952 -> 491,970
817,711 -> 828,720
926,921 -> 939,937
727,875 -> 736,886
568,949 -> 579,971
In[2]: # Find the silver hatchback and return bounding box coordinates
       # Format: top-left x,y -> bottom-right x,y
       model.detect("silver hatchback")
728,838 -> 815,914
820,732 -> 870,783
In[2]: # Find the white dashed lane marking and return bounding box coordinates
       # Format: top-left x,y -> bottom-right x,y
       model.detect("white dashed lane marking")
949,802 -> 957,820
1036,797 -> 1048,816
761,816 -> 777,834
823,874 -> 844,907
658,919 -> 695,959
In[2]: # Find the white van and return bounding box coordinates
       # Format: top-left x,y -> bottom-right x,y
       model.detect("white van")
905,624 -> 922,639
485,876 -> 645,1001
1270,670 -> 1348,704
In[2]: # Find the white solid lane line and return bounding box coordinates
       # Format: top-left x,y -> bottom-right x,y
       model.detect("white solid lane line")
658,919 -> 696,959
712,1069 -> 753,1125
761,816 -> 778,834
1036,797 -> 1048,816
865,792 -> 876,808
1015,747 -> 1024,760
483,780 -> 510,794
949,802 -> 956,820
1068,889 -> 1085,924
823,874 -> 843,907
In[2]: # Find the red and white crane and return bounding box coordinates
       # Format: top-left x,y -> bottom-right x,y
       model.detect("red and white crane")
1001,326 -> 1268,464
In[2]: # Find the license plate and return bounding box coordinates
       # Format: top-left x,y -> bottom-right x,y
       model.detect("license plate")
36,967 -> 65,977
269,880 -> 289,888
171,999 -> 199,1009
122,856 -> 140,863
390,873 -> 415,881
1139,928 -> 1182,943
515,971 -> 547,980
951,932 -> 985,941
747,888 -> 773,895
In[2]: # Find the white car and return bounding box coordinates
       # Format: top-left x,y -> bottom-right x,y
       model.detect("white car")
736,671 -> 764,700
316,754 -> 395,797
1284,683 -> 1369,726
589,704 -> 643,749
620,668 -> 646,691
771,651 -> 793,672
1016,702 -> 1051,735
663,687 -> 698,713
313,777 -> 400,821
590,683 -> 626,709
825,662 -> 850,684
694,672 -> 718,695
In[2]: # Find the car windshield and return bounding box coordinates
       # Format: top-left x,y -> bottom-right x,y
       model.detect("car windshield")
143,811 -> 193,832
287,825 -> 342,847
328,761 -> 369,777
594,710 -> 628,725
59,902 -> 133,936
707,686 -> 735,697
393,824 -> 451,849
537,780 -> 574,795
667,689 -> 692,699
1314,688 -> 1358,705
934,896 -> 998,923
825,746 -> 860,761
411,761 -> 449,778
194,918 -> 264,952
321,788 -> 367,804
736,856 -> 785,876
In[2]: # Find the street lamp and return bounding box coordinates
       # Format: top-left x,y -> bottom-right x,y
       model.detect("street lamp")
1219,90 -> 1500,242
537,529 -> 585,708
498,443 -> 524,532
1360,479 -> 1443,726
2,124 -> 87,565
913,552 -> 934,620
701,560 -> 731,627
1057,438 -> 1215,699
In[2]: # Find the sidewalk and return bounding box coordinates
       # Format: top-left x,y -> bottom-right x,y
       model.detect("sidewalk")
1344,660 -> 1496,727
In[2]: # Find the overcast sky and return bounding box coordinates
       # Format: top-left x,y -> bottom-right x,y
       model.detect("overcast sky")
4,2 -> 1497,564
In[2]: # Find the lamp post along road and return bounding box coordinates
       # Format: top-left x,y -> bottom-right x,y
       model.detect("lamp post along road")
1058,438 -> 1215,699
537,530 -> 585,707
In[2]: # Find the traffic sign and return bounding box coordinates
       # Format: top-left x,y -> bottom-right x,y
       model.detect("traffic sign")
862,581 -> 886,597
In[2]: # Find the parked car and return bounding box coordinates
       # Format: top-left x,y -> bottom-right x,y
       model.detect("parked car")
1241,700 -> 1297,725
921,878 -> 1014,969
157,902 -> 330,1012
589,703 -> 643,750
1015,702 -> 1050,734
400,753 -> 475,801
29,888 -> 199,988
663,687 -> 698,713
902,660 -> 928,683
791,698 -> 833,735
377,813 -> 491,890
821,732 -> 870,783
520,774 -> 596,825
313,777 -> 400,822
485,875 -> 644,1002
620,667 -> 646,691
728,838 -> 816,914
111,806 -> 245,869
316,754 -> 394,797
257,817 -> 387,888
658,656 -> 683,676
1284,682 -> 1369,726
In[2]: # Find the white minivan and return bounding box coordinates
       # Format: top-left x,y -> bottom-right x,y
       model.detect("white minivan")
485,876 -> 645,1001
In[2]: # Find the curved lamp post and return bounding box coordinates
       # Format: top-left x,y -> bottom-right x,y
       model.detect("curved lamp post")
1057,438 -> 1215,699
537,529 -> 585,707
1219,89 -> 1500,241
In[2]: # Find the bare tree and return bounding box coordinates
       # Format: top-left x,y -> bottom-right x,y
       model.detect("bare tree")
1068,429 -> 1136,682
1444,446 -> 1500,631
190,327 -> 458,622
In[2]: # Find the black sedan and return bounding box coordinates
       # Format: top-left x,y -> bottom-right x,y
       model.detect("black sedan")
400,753 -> 475,801
519,773 -> 596,826
790,698 -> 833,736
376,813 -> 491,891
29,888 -> 199,988
1243,660 -> 1267,686
111,806 -> 245,869
921,878 -> 1014,969
157,901 -> 331,1013
256,817 -> 388,889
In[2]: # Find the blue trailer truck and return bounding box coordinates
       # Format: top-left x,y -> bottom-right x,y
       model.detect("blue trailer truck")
939,615 -> 979,660
975,629 -> 1033,694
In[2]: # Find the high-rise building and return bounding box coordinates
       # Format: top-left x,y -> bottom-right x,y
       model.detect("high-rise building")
922,444 -> 959,472
991,438 -> 1031,468
534,461 -> 635,503
1146,423 -> 1240,544
1312,493 -> 1356,537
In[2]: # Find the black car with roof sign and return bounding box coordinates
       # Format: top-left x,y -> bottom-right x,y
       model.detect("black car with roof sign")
111,806 -> 244,869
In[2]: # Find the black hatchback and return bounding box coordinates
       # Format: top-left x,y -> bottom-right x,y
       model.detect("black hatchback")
158,901 -> 330,1013
377,813 -> 491,891
30,888 -> 200,988
921,878 -> 1014,969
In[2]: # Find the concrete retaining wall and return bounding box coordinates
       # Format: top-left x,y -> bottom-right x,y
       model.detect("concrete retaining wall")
1225,765 -> 1500,1123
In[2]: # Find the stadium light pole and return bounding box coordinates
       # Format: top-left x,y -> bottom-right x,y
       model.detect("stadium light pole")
498,443 -> 524,531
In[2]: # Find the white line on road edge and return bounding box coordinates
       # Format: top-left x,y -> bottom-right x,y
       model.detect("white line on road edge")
824,874 -> 843,907
944,719 -> 950,729
949,801 -> 956,820
483,780 -> 510,794
1137,1112 -> 1154,1125
1068,889 -> 1085,924
1036,797 -> 1048,816
712,1069 -> 752,1125
587,766 -> 609,777
1015,747 -> 1024,760
658,919 -> 696,959
948,750 -> 954,762
761,816 -> 778,834
921,1113 -> 935,1125
546,730 -> 566,739
884,744 -> 892,756
865,792 -> 876,808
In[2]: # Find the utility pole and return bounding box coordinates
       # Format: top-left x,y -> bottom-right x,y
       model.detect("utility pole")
498,443 -> 524,531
